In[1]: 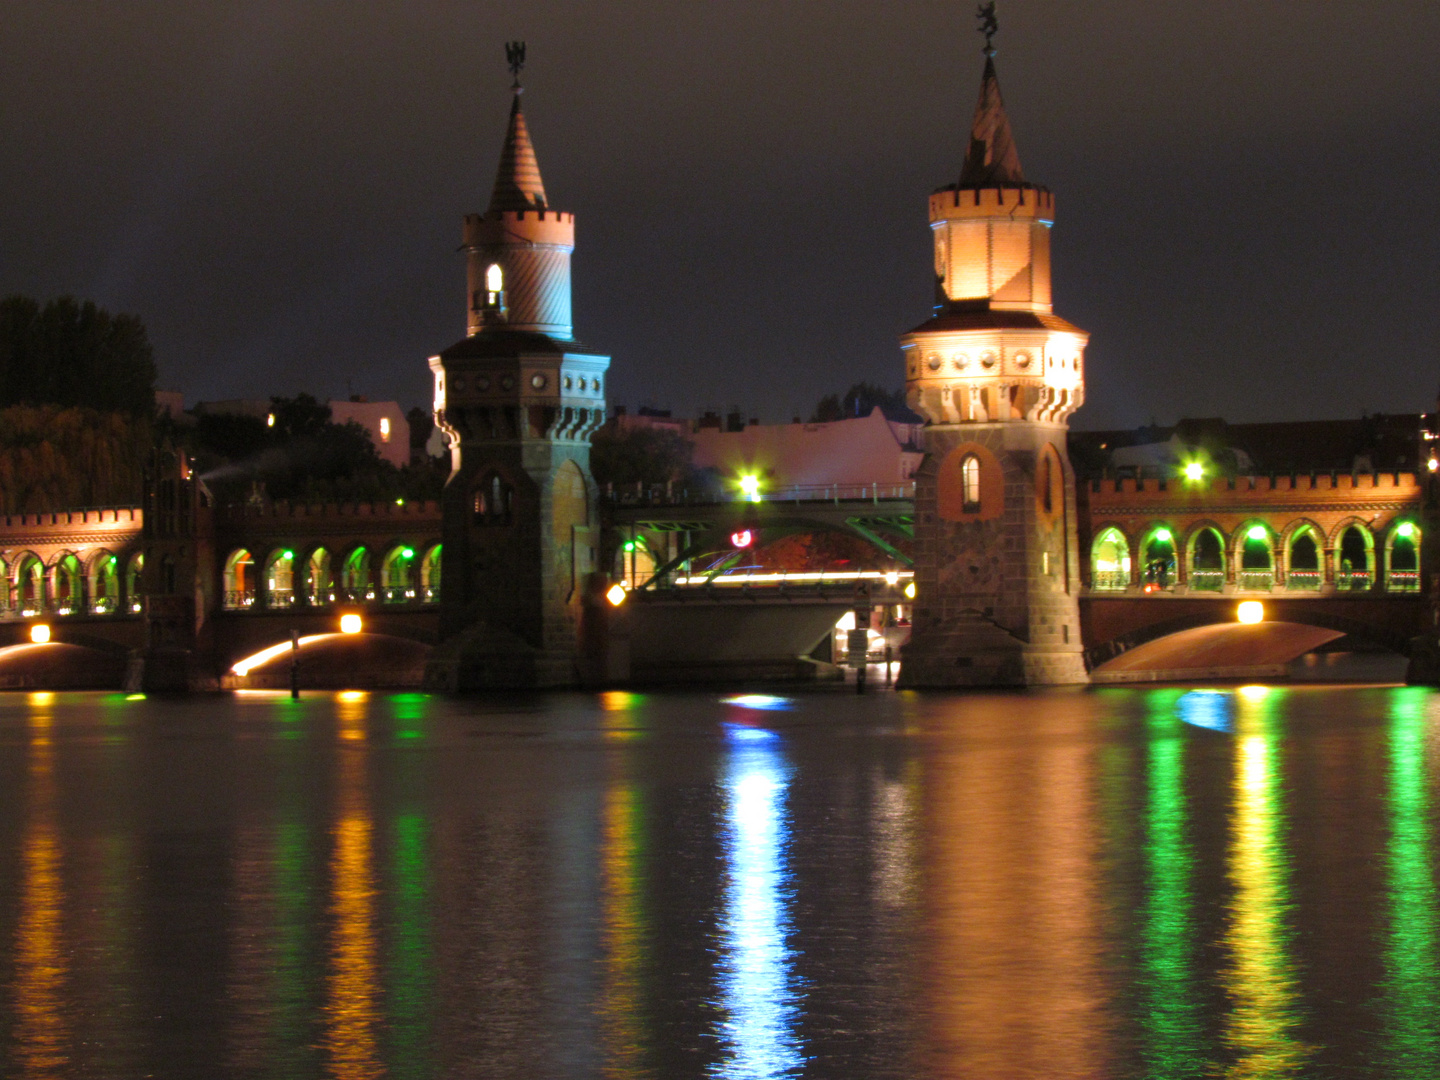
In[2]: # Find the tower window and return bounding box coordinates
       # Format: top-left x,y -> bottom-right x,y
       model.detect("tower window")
485,263 -> 504,307
473,472 -> 513,526
961,455 -> 981,511
1042,455 -> 1054,513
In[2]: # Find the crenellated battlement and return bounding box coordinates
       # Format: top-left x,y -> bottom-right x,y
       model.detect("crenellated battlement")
1087,471 -> 1422,505
0,507 -> 142,532
929,185 -> 1054,222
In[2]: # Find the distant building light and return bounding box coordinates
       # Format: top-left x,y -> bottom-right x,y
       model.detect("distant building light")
1429,458 -> 1438,473
30,624 -> 50,644
379,417 -> 391,442
1237,601 -> 1264,624
266,413 -> 275,427
340,613 -> 363,634
606,583 -> 628,607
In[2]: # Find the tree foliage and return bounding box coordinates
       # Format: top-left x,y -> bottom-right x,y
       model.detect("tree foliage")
590,422 -> 696,488
810,382 -> 920,424
0,295 -> 157,416
0,406 -> 150,513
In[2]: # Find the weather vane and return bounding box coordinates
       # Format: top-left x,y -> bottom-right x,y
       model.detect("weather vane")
506,40 -> 526,90
976,3 -> 998,56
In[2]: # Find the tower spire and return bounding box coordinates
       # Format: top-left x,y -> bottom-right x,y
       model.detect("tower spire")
958,5 -> 1025,188
487,41 -> 548,214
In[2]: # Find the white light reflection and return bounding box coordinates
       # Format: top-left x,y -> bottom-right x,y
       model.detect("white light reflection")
721,695 -> 793,712
712,726 -> 805,1078
1177,690 -> 1233,733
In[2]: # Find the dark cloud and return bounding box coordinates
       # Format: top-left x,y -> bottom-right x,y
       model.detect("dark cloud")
2,1 -> 1437,428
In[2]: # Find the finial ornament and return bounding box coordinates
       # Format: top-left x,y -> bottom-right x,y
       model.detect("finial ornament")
506,40 -> 526,90
976,3 -> 998,56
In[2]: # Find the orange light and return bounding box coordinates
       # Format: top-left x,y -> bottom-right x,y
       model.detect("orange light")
606,583 -> 627,607
340,613 -> 363,634
1237,601 -> 1264,624
29,624 -> 50,644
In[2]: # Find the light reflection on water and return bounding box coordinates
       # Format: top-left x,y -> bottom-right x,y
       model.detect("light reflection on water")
2,686 -> 1440,1076
711,721 -> 804,1078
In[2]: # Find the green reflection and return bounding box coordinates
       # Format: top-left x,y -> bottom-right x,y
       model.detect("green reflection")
1139,688 -> 1205,1077
387,812 -> 432,1076
1381,687 -> 1439,1075
1222,686 -> 1310,1076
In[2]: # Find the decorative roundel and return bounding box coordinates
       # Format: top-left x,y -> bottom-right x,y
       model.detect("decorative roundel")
453,377 -> 466,391
475,376 -> 490,391
1014,351 -> 1032,369
594,378 -> 602,394
926,353 -> 942,372
980,350 -> 997,369
531,373 -> 547,390
578,377 -> 587,390
564,376 -> 573,390
953,352 -> 969,371
907,358 -> 918,376
500,375 -> 514,391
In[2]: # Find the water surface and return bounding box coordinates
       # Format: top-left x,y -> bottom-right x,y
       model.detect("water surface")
0,685 -> 1437,1078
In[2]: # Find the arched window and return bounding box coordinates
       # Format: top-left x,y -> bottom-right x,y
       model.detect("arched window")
265,549 -> 296,608
1337,526 -> 1372,590
1287,530 -> 1321,590
486,262 -> 504,296
224,550 -> 255,609
52,554 -> 83,615
1387,522 -> 1420,592
1041,455 -> 1054,514
304,548 -> 332,606
0,556 -> 8,613
1189,529 -> 1224,591
961,456 -> 981,511
161,554 -> 177,596
1142,527 -> 1175,590
342,547 -> 372,600
473,473 -> 514,525
1090,528 -> 1130,591
421,544 -> 442,603
90,551 -> 120,613
125,553 -> 144,613
1238,524 -> 1273,591
15,554 -> 45,614
381,545 -> 416,603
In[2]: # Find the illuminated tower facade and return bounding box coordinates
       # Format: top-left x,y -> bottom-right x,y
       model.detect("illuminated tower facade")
426,48 -> 609,689
898,40 -> 1089,687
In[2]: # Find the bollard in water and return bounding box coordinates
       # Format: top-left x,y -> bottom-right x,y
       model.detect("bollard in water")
290,630 -> 299,700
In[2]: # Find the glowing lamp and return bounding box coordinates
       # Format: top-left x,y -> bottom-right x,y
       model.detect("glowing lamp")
401,547 -> 414,559
1183,461 -> 1205,481
282,550 -> 294,560
1429,458 -> 1438,473
1397,522 -> 1416,538
738,474 -> 761,502
884,572 -> 899,585
1237,601 -> 1264,625
266,413 -> 275,428
30,624 -> 50,644
730,528 -> 754,549
904,581 -> 916,600
606,583 -> 628,607
340,613 -> 363,634
1247,525 -> 1267,541
1153,528 -> 1173,543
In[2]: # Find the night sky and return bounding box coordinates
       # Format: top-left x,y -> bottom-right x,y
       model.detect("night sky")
3,1 -> 1438,430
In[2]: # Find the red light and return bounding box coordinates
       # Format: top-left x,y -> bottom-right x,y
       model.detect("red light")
730,529 -> 754,548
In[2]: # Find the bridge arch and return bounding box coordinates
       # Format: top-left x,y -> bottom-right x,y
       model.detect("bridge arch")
339,545 -> 374,602
380,542 -> 418,603
1282,519 -> 1326,591
420,544 -> 442,603
1330,519 -> 1375,590
124,552 -> 144,613
261,547 -> 296,609
12,552 -> 45,613
1183,522 -> 1227,592
1233,519 -> 1276,591
46,551 -> 84,614
1138,522 -> 1178,589
297,545 -> 333,606
1383,519 -> 1421,592
86,549 -> 121,613
223,548 -> 256,609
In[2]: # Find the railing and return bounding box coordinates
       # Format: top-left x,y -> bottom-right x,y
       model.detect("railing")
1189,569 -> 1224,592
1237,569 -> 1274,592
1286,570 -> 1322,591
606,481 -> 916,508
1388,570 -> 1421,593
1336,571 -> 1373,591
1091,570 -> 1129,591
224,590 -> 257,610
267,589 -> 295,608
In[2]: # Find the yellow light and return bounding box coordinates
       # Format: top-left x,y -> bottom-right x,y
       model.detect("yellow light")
606,583 -> 628,607
904,581 -> 916,600
379,417 -> 391,441
29,624 -> 50,644
1184,461 -> 1205,481
884,571 -> 899,585
1429,457 -> 1438,473
266,412 -> 275,427
1237,601 -> 1265,624
486,263 -> 504,293
1238,685 -> 1270,701
340,613 -> 363,634
739,474 -> 761,502
231,633 -> 328,676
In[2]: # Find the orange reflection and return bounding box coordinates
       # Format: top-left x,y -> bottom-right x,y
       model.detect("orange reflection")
599,773 -> 649,1076
323,696 -> 382,1079
13,696 -> 68,1076
919,700 -> 1110,1077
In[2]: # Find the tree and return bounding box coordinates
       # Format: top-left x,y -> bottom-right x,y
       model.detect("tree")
590,422 -> 696,488
810,382 -> 920,424
0,295 -> 157,416
0,406 -> 150,513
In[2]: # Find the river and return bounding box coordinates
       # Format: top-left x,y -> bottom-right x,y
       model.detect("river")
0,684 -> 1436,1078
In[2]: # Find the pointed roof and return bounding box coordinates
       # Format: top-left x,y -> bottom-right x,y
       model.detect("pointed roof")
486,92 -> 548,214
958,56 -> 1026,188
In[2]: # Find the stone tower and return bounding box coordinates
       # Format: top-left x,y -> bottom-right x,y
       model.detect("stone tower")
426,55 -> 609,689
897,44 -> 1089,687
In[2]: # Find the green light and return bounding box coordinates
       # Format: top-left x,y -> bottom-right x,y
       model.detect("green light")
623,541 -> 635,552
282,550 -> 294,560
402,547 -> 414,559
1398,522 -> 1416,538
1183,461 -> 1205,481
739,474 -> 762,502
1247,525 -> 1267,541
1153,528 -> 1173,543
